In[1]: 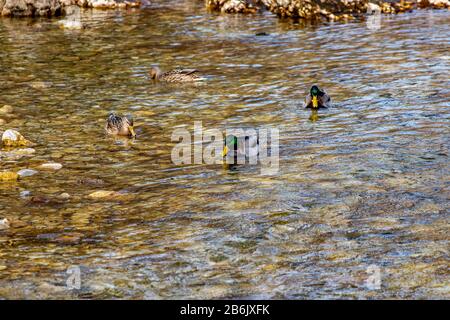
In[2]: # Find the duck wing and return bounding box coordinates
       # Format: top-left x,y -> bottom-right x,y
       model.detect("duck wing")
178,69 -> 199,75
304,93 -> 312,108
320,91 -> 332,108
161,69 -> 201,82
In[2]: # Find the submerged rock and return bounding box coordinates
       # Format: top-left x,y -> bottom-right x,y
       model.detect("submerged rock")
58,192 -> 71,200
13,148 -> 36,155
1,129 -> 31,147
36,231 -> 84,244
88,190 -> 121,199
0,105 -> 13,114
77,177 -> 105,186
54,232 -> 83,244
0,218 -> 10,230
20,190 -> 32,198
0,148 -> 36,161
17,168 -> 38,177
88,190 -> 132,200
0,171 -> 19,181
29,81 -> 53,89
39,162 -> 63,170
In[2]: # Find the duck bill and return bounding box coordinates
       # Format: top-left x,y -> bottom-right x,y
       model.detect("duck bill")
222,146 -> 228,158
312,96 -> 319,108
129,126 -> 136,138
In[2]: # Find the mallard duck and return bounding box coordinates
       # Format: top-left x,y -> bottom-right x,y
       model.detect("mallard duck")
304,85 -> 331,109
105,113 -> 136,138
222,134 -> 259,164
149,66 -> 204,83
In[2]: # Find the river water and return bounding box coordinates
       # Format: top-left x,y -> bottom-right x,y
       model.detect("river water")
0,1 -> 449,299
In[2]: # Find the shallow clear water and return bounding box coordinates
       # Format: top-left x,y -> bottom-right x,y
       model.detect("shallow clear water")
0,1 -> 449,299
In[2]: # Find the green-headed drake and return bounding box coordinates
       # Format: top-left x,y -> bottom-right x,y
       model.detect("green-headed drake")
105,113 -> 136,138
149,66 -> 204,83
222,134 -> 259,164
304,85 -> 331,109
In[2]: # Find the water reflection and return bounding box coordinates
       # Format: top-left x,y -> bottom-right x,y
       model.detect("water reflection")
309,109 -> 320,122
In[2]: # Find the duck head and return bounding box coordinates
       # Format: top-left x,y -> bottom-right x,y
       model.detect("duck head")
125,115 -> 136,138
149,66 -> 162,80
222,135 -> 238,157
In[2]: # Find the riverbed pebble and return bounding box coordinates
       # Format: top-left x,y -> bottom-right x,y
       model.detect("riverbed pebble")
0,218 -> 10,230
17,169 -> 38,178
88,190 -> 122,199
0,171 -> 19,181
0,148 -> 36,161
55,232 -> 83,244
77,178 -> 105,186
0,105 -> 13,114
1,129 -> 30,147
12,148 -> 36,155
39,163 -> 63,171
29,81 -> 52,89
20,190 -> 32,198
58,193 -> 71,200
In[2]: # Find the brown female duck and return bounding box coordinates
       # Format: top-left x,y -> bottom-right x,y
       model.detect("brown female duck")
149,66 -> 204,83
105,113 -> 136,138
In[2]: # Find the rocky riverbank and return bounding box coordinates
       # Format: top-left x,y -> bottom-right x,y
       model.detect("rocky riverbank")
1,0 -> 449,20
206,0 -> 450,20
0,0 -> 141,17
205,0 -> 260,13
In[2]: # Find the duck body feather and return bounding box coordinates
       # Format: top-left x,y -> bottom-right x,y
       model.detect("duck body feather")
150,67 -> 204,83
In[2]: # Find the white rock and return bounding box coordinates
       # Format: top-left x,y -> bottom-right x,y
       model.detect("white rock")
39,163 -> 63,170
0,105 -> 13,114
88,190 -> 119,199
0,218 -> 10,230
58,193 -> 71,200
17,169 -> 38,177
20,191 -> 32,198
2,129 -> 29,147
